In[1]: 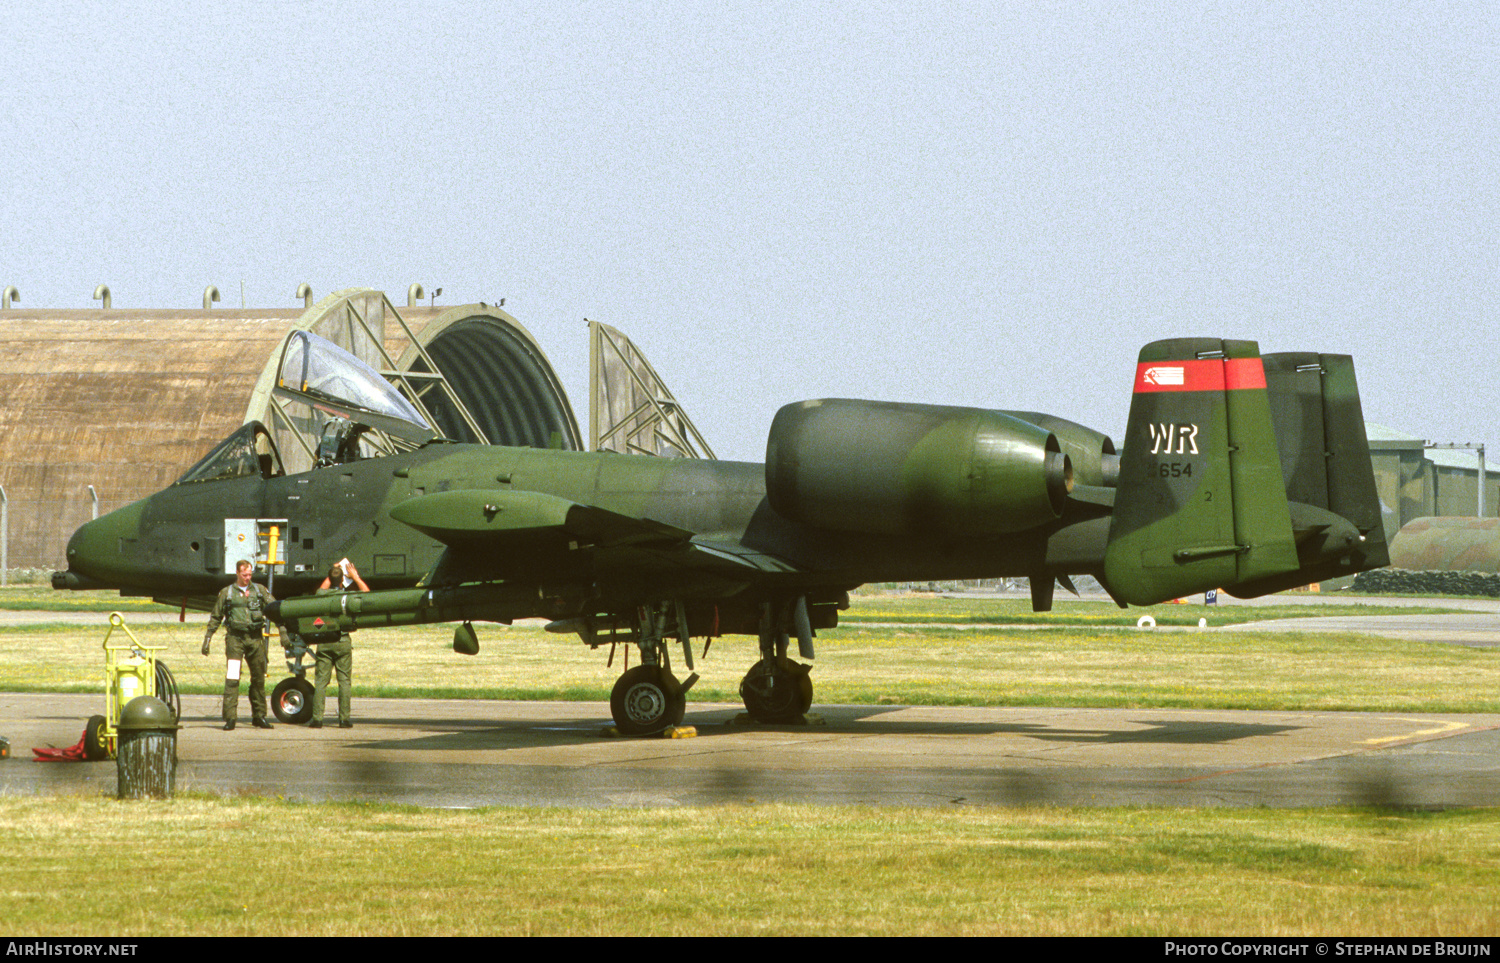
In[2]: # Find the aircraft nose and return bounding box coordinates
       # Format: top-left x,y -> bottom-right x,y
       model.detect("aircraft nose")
62,500 -> 145,583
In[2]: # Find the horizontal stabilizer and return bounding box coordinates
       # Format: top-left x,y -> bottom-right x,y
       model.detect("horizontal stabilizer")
1065,484 -> 1115,511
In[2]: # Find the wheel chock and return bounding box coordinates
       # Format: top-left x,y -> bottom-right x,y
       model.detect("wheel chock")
600,724 -> 698,739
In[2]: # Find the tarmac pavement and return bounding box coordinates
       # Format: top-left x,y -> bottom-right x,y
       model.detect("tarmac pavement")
2,594 -> 1496,809
3,692 -> 1498,809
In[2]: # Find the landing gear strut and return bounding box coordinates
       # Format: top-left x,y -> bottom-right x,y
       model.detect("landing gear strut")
738,598 -> 815,723
610,665 -> 686,735
607,602 -> 697,736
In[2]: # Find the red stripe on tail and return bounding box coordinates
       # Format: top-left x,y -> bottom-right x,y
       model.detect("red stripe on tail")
1134,357 -> 1266,392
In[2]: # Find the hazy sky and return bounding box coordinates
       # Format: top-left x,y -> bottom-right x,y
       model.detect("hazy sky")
5,1 -> 1496,461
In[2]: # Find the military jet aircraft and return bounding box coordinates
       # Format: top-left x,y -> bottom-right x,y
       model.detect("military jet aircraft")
54,335 -> 1389,734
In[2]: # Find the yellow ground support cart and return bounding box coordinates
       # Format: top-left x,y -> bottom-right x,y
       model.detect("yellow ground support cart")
84,613 -> 181,761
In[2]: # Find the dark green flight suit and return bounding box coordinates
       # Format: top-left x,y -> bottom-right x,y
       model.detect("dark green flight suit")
311,586 -> 354,727
205,581 -> 275,726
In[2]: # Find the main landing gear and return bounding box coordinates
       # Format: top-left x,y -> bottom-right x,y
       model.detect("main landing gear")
739,656 -> 812,723
600,597 -> 821,734
607,602 -> 698,736
610,664 -> 686,736
739,597 -> 815,724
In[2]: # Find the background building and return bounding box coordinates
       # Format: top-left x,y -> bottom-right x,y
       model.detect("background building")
1366,424 -> 1493,534
0,287 -> 579,572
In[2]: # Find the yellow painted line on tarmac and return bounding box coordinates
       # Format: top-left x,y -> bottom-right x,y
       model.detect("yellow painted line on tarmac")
1362,718 -> 1472,745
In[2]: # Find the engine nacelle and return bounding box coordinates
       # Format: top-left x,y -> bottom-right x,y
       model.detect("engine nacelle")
765,399 -> 1072,537
1001,411 -> 1118,488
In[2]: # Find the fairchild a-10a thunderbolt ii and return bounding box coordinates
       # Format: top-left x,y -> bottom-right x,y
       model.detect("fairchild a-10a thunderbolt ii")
55,335 -> 1388,734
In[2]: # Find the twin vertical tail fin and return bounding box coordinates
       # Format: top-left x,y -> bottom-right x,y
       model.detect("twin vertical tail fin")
1103,339 -> 1387,605
1227,351 -> 1390,596
1103,339 -> 1297,605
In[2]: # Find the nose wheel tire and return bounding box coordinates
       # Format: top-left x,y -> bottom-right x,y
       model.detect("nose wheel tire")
271,677 -> 316,725
609,665 -> 686,736
740,657 -> 813,723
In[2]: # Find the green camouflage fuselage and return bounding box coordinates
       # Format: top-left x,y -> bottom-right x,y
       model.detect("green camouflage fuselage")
59,337 -> 1391,635
63,437 -> 1108,624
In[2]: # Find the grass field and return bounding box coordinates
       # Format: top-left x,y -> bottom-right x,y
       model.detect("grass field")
2,797 -> 1497,936
4,589 -> 1498,936
839,594 -> 1467,626
0,585 -> 165,612
2,592 -> 1496,713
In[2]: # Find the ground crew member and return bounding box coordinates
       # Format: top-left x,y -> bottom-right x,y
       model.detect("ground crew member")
310,560 -> 368,729
202,559 -> 276,730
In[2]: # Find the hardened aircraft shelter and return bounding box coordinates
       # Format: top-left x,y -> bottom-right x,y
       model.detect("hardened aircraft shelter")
0,287 -> 580,571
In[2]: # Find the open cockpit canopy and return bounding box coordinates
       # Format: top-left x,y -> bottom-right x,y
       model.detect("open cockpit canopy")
278,331 -> 432,432
268,331 -> 441,468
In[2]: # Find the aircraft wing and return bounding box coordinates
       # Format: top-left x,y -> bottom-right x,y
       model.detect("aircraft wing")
390,488 -> 809,594
390,489 -> 695,549
682,537 -> 804,574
